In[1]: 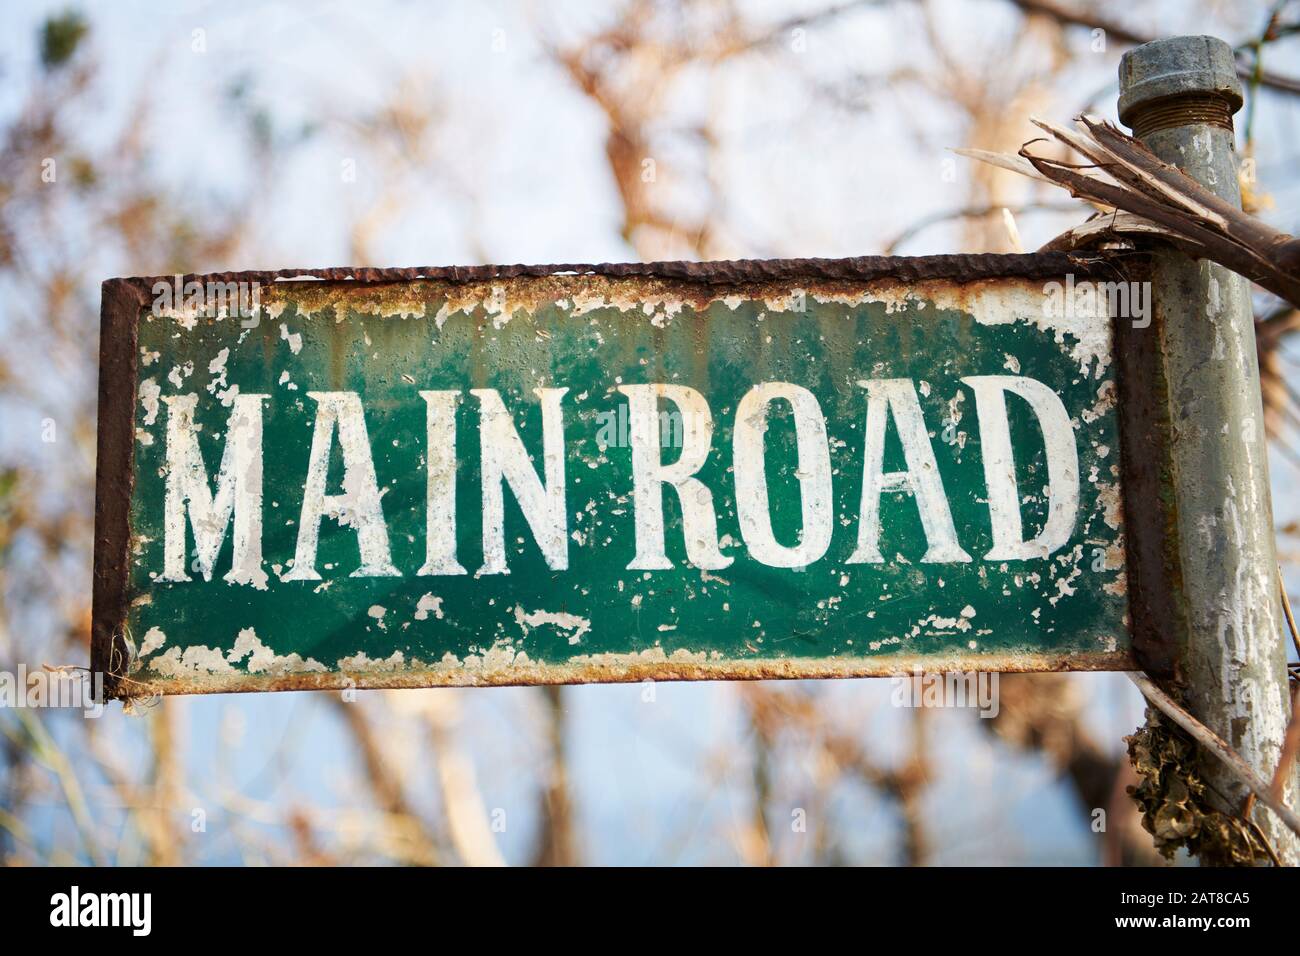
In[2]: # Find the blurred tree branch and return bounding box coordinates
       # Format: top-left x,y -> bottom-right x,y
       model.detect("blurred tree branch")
1010,0 -> 1300,95
983,674 -> 1163,865
532,685 -> 579,866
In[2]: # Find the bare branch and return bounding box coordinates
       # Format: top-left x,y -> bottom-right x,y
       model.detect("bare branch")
1009,0 -> 1300,96
883,200 -> 1079,254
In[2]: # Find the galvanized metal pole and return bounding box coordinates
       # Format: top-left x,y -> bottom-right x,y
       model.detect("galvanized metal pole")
1118,35 -> 1298,864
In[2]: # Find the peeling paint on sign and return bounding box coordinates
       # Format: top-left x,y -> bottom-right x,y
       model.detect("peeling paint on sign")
93,257 -> 1134,697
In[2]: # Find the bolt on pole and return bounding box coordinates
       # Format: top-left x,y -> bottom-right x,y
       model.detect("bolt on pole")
1118,35 -> 1298,863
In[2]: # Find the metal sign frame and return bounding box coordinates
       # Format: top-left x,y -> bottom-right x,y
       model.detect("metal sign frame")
93,253 -> 1148,700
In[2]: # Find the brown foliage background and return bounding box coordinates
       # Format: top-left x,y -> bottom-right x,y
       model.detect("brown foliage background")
1,0 -> 1296,866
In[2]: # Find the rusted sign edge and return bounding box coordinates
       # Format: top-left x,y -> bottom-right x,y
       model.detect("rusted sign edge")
111,251 -> 1124,291
93,278 -> 148,700
1112,255 -> 1182,679
120,649 -> 1138,699
94,253 -> 1141,700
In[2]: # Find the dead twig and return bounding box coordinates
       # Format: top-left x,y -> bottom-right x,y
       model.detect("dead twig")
1270,685 -> 1300,807
1270,568 -> 1300,805
959,115 -> 1300,309
1281,565 -> 1300,659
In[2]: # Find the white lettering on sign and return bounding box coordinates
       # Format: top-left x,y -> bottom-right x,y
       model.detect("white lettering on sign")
157,379 -> 1081,581
418,390 -> 467,576
161,392 -> 268,588
847,379 -> 971,564
473,387 -> 570,574
617,384 -> 731,571
283,391 -> 400,580
962,375 -> 1079,560
733,382 -> 834,568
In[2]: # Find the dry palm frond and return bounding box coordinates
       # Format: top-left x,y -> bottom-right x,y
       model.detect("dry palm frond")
960,115 -> 1300,310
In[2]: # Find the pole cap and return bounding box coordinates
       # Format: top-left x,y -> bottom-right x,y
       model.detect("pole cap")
1117,35 -> 1243,126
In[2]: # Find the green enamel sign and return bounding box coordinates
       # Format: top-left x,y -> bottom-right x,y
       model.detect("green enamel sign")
92,258 -> 1133,697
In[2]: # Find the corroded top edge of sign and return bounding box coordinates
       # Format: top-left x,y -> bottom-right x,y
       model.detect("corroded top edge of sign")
104,251 -> 1127,293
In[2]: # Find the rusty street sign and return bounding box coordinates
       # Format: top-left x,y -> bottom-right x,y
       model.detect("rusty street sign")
92,255 -> 1135,698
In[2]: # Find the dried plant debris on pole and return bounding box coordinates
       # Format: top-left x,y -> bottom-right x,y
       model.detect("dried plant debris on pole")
957,115 -> 1300,310
1126,707 -> 1270,866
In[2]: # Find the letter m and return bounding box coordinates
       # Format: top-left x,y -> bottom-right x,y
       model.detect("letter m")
206,281 -> 241,317
100,894 -> 130,927
1097,281 -> 1128,319
161,393 -> 268,585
